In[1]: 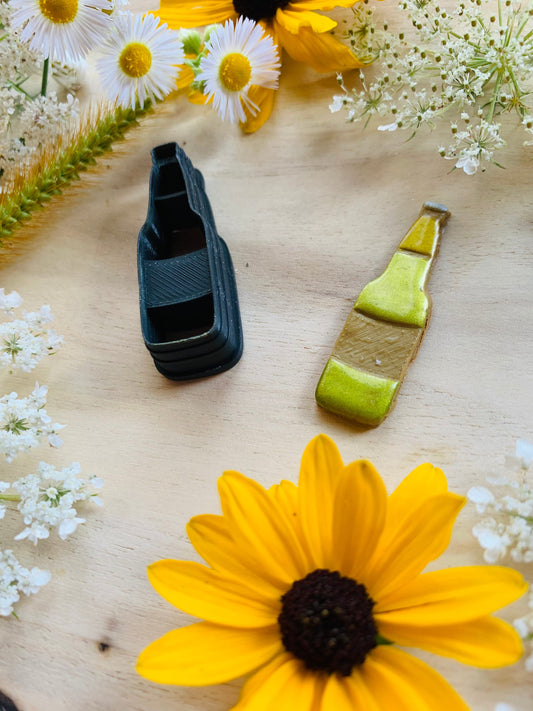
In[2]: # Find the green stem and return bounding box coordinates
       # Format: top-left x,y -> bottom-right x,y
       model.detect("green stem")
0,493 -> 20,501
40,57 -> 49,97
487,68 -> 504,123
6,79 -> 34,100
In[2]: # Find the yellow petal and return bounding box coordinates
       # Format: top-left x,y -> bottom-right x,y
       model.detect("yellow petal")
147,560 -> 280,627
385,463 -> 449,534
361,646 -> 470,711
375,565 -> 528,622
154,0 -> 236,29
376,615 -> 524,668
218,470 -> 309,585
362,493 -> 466,598
229,654 -> 323,711
240,85 -> 277,134
275,24 -> 366,72
177,65 -> 195,90
187,514 -> 284,598
275,8 -> 336,34
234,652 -> 294,707
332,460 -> 387,577
188,89 -> 210,105
297,434 -> 344,568
322,672 -> 381,711
289,0 -> 357,9
136,622 -> 282,686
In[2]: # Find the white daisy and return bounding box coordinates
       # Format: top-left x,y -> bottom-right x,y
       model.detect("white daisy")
198,17 -> 280,124
97,12 -> 184,109
9,0 -> 112,64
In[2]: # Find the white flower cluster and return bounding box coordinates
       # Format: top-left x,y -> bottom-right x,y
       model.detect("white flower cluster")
0,1 -> 80,189
0,291 -> 102,617
332,0 -> 533,174
468,439 -> 533,673
0,549 -> 50,616
0,289 -> 63,371
12,462 -> 103,544
468,440 -> 533,564
0,384 -> 64,462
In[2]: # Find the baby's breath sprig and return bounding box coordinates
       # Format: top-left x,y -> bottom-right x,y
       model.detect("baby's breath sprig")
332,0 -> 533,174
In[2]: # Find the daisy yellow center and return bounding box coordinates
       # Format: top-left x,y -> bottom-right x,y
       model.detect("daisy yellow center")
119,43 -> 152,79
278,569 -> 378,676
233,0 -> 288,22
218,53 -> 252,92
38,0 -> 78,24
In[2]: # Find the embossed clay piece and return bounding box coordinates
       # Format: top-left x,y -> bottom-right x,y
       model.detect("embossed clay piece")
315,202 -> 450,426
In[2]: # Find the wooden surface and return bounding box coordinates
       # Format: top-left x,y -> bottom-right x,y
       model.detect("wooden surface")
1,25 -> 532,711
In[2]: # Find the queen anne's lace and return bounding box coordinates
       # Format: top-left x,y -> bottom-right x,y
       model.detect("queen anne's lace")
331,0 -> 533,173
0,292 -> 102,617
468,440 -> 533,673
0,549 -> 50,616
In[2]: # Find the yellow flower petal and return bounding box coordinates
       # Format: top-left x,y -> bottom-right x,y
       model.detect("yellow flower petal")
154,0 -> 236,29
361,646 -> 470,711
234,652 -> 294,707
229,654 -> 323,711
275,24 -> 366,72
275,8 -> 337,34
362,493 -> 466,598
375,566 -> 528,622
147,560 -> 280,627
322,672 -> 381,711
136,622 -> 282,686
332,460 -> 387,577
219,470 -> 309,585
377,615 -> 524,668
177,65 -> 195,90
387,463 -> 449,527
240,85 -> 277,134
297,434 -> 344,568
289,0 -> 357,9
188,89 -> 210,105
187,514 -> 284,598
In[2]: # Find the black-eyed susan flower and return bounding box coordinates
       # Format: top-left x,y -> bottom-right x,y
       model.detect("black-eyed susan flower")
10,0 -> 111,63
137,435 -> 527,710
97,12 -> 184,109
152,0 -> 366,132
197,18 -> 280,123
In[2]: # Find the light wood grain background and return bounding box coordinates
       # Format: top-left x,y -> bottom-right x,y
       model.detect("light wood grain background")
1,12 -> 532,710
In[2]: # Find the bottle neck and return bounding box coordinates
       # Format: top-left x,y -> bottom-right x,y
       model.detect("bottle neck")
354,203 -> 450,328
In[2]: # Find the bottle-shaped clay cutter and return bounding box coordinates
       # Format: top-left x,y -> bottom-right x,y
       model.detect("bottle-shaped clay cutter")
315,202 -> 450,426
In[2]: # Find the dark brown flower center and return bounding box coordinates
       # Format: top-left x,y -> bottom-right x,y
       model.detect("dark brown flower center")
278,569 -> 378,676
232,0 -> 289,22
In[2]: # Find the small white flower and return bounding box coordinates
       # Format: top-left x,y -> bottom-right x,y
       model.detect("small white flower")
0,550 -> 50,615
495,704 -> 516,711
13,462 -> 102,543
378,121 -> 398,131
455,154 -> 480,175
467,485 -> 495,512
329,95 -> 346,113
198,17 -> 280,124
97,12 -> 184,109
10,0 -> 112,63
516,439 -> 533,468
0,290 -> 23,313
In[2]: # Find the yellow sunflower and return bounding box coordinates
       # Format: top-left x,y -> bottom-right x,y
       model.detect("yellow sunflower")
154,0 -> 365,131
137,435 -> 527,710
